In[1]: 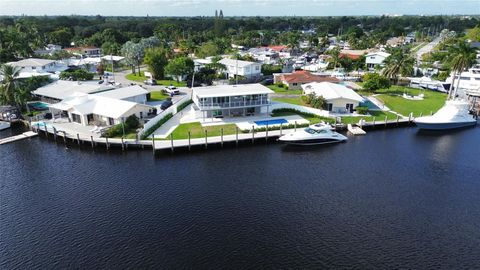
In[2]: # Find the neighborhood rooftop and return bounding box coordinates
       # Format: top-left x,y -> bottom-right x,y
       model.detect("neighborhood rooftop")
302,82 -> 364,102
193,83 -> 274,98
219,58 -> 258,68
7,58 -> 56,67
33,80 -> 114,100
95,85 -> 148,100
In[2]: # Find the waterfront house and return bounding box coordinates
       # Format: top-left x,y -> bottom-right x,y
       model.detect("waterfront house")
64,46 -> 102,57
192,84 -> 274,120
365,51 -> 391,70
302,82 -> 364,113
274,70 -> 340,90
7,58 -> 67,74
34,44 -> 63,56
49,92 -> 152,126
33,80 -> 115,103
218,58 -> 262,79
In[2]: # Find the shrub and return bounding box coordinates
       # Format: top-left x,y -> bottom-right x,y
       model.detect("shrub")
124,115 -> 140,129
241,123 -> 310,133
104,115 -> 140,138
355,106 -> 369,115
362,73 -> 391,92
60,69 -> 95,81
177,99 -> 193,112
141,113 -> 173,139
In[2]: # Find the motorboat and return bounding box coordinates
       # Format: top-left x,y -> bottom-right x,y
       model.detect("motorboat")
278,123 -> 347,145
415,100 -> 477,130
0,121 -> 11,131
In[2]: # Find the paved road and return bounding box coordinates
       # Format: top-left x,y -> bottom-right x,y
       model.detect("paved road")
416,36 -> 442,63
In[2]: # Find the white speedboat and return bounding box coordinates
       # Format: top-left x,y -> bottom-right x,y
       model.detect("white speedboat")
0,121 -> 11,131
278,123 -> 348,145
415,100 -> 477,130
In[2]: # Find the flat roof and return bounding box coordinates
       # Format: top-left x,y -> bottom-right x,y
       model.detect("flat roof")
193,84 -> 274,98
95,85 -> 148,100
33,80 -> 114,100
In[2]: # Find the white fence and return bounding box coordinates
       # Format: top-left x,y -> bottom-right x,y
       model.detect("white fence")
269,102 -> 331,117
140,96 -> 191,137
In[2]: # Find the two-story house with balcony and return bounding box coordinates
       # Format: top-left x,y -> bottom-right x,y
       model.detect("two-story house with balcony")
218,58 -> 262,79
192,84 -> 274,121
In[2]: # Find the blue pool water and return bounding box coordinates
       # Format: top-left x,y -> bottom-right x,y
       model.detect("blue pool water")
29,102 -> 49,110
254,118 -> 288,126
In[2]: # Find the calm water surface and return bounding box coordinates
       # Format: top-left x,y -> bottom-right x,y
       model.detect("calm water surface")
1,126 -> 480,269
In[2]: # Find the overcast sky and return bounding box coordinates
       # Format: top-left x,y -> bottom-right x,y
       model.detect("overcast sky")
0,0 -> 479,16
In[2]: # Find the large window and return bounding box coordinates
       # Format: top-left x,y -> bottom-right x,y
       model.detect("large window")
71,113 -> 82,124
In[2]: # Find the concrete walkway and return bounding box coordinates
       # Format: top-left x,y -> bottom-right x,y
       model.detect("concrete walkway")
149,104 -> 194,139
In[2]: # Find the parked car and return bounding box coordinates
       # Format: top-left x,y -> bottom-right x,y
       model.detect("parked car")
164,85 -> 179,95
144,79 -> 157,85
160,99 -> 173,110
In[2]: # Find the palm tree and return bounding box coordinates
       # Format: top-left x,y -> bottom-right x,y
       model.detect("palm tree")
326,47 -> 341,70
382,48 -> 415,85
447,41 -> 477,99
0,64 -> 21,106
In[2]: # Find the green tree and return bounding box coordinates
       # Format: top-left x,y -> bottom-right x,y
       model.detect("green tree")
165,57 -> 194,82
326,47 -> 341,70
0,65 -> 21,106
362,73 -> 391,92
144,47 -> 168,80
48,27 -> 73,47
447,41 -> 477,98
382,48 -> 415,84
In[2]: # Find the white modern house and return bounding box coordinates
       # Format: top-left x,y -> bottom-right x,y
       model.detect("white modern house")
302,82 -> 364,113
7,58 -> 68,74
365,51 -> 391,70
94,85 -> 148,104
33,80 -> 115,103
218,58 -> 262,79
34,44 -> 63,56
49,92 -> 152,126
192,84 -> 274,120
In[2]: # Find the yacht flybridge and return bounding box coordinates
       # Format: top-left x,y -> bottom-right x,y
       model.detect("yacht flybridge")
278,123 -> 347,145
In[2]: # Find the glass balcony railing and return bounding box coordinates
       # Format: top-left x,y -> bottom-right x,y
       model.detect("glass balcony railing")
198,99 -> 271,109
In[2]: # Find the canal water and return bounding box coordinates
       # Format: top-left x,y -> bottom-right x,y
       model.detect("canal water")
1,125 -> 480,269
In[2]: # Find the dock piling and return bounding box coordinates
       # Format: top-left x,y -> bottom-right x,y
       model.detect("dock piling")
372,117 -> 376,127
152,134 -> 155,155
44,124 -> 48,138
90,136 -> 94,148
396,115 -> 400,125
280,124 -> 283,135
235,127 -> 239,146
294,121 -> 297,131
106,137 -> 109,150
251,125 -> 255,144
384,116 -> 388,127
188,131 -> 191,151
221,128 -> 224,147
170,134 -> 174,152
420,112 -> 423,117
265,124 -> 268,142
205,130 -> 208,149
53,127 -> 57,141
62,131 -> 67,147
121,137 -> 125,151
77,133 -> 81,145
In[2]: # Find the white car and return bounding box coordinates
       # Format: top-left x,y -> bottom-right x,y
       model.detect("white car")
164,85 -> 180,95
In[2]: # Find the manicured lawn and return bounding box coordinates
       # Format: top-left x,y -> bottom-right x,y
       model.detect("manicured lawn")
158,80 -> 187,87
149,91 -> 169,101
267,85 -> 303,95
375,86 -> 447,116
167,122 -> 238,140
270,110 -> 335,124
125,72 -> 147,82
340,111 -> 399,124
272,97 -> 307,106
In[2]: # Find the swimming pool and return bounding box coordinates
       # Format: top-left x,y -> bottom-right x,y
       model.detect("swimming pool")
254,119 -> 288,126
29,102 -> 50,110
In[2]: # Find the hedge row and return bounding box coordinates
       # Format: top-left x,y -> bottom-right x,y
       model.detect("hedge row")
241,123 -> 310,133
141,113 -> 173,139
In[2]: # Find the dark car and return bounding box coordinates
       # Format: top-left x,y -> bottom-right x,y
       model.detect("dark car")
160,99 -> 173,110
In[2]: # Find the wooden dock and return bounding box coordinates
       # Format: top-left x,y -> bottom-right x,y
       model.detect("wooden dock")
0,131 -> 38,145
347,124 -> 366,135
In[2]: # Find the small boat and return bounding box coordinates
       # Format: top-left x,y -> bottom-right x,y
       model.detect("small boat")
0,121 -> 11,131
278,123 -> 348,145
415,100 -> 477,130
347,124 -> 366,135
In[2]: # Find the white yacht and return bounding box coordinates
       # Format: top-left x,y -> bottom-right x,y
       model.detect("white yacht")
445,65 -> 480,96
278,123 -> 348,145
0,121 -> 11,131
415,100 -> 477,130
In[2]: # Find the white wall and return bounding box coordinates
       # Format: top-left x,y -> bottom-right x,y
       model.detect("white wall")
141,95 -> 191,136
270,102 -> 331,117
